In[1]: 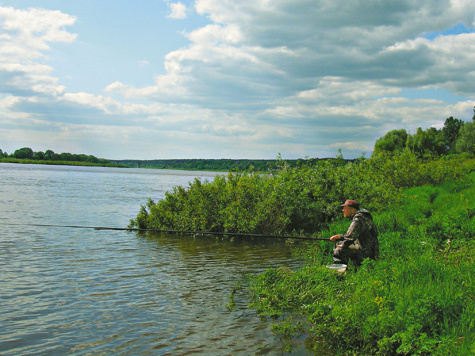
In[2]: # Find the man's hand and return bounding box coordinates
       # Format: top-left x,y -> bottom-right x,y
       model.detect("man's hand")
330,234 -> 341,242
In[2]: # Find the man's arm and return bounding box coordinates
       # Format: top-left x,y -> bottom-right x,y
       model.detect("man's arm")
339,216 -> 364,243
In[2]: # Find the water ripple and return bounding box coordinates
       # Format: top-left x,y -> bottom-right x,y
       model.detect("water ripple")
0,164 -> 311,355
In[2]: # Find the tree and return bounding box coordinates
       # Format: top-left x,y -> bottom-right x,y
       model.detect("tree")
44,150 -> 55,160
32,151 -> 45,160
408,127 -> 446,158
60,152 -> 74,161
86,155 -> 99,163
455,122 -> 475,155
442,116 -> 464,153
13,147 -> 34,159
372,129 -> 408,157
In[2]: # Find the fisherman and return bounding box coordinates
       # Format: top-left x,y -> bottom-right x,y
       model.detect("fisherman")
329,200 -> 379,268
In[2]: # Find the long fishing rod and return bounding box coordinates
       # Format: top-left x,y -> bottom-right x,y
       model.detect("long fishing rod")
4,222 -> 331,241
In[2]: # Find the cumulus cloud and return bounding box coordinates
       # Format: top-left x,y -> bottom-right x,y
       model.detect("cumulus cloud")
168,2 -> 187,19
0,6 -> 76,97
0,6 -> 76,58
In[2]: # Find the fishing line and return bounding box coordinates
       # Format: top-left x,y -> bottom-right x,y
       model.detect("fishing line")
3,222 -> 330,241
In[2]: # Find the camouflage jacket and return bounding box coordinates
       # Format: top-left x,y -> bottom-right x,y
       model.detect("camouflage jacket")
340,209 -> 379,259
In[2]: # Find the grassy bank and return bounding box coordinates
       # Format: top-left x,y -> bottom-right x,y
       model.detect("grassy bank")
130,152 -> 474,354
250,174 -> 475,355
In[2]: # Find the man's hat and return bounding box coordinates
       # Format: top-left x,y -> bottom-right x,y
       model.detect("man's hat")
340,199 -> 360,209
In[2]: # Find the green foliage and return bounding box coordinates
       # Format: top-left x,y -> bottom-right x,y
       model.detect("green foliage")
442,116 -> 465,154
373,113 -> 475,159
372,129 -> 408,158
456,121 -> 475,155
130,167 -> 340,234
407,127 -> 446,158
250,172 -> 475,355
13,147 -> 34,159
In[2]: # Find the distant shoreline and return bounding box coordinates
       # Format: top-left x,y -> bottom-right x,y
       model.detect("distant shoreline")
1,157 -> 352,172
0,158 -> 127,168
111,157 -> 347,172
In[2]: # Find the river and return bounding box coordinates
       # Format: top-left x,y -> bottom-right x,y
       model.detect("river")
0,163 -> 311,355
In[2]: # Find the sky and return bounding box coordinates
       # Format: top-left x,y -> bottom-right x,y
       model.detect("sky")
0,0 -> 474,160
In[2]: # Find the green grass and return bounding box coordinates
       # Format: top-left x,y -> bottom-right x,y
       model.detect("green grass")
250,173 -> 475,355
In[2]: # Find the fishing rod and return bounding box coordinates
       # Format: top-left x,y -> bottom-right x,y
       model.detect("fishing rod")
4,222 -> 331,241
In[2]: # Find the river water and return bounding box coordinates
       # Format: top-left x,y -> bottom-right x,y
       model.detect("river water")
0,163 -> 311,355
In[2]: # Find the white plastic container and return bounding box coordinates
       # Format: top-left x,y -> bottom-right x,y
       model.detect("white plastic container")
326,264 -> 347,273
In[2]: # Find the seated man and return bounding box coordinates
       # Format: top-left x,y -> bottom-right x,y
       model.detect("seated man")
330,200 -> 379,268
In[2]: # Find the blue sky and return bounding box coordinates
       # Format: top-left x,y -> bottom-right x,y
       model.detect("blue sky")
0,0 -> 474,159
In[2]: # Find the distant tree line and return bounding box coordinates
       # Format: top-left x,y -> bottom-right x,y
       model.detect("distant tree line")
1,147 -> 353,171
112,157 -> 352,172
372,108 -> 475,158
0,147 -> 113,165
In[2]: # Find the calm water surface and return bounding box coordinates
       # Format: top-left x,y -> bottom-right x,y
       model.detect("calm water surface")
0,164 -> 311,355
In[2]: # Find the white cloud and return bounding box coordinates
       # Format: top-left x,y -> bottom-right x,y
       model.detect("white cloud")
168,2 -> 187,19
0,6 -> 76,97
0,6 -> 76,60
138,60 -> 150,66
186,24 -> 242,45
